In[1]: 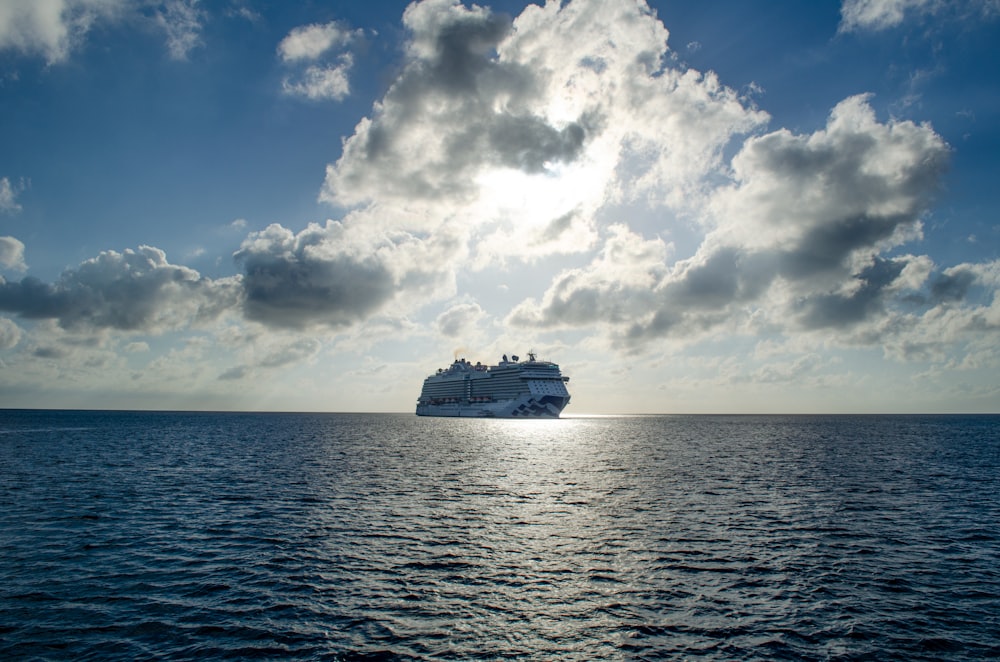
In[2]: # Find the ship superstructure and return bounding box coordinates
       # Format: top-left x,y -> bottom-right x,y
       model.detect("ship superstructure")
416,352 -> 570,418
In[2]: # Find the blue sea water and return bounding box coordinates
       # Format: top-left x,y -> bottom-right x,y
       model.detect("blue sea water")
1,410 -> 998,660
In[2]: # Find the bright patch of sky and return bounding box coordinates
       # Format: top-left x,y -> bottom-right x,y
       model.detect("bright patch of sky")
1,0 -> 998,413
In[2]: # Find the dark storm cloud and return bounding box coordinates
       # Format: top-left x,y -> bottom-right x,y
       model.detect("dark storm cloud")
0,246 -> 240,332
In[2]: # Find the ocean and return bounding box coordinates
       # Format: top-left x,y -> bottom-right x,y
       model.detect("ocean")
1,410 -> 998,660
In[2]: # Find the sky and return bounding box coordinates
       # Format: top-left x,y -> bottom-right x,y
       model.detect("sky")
0,0 -> 998,414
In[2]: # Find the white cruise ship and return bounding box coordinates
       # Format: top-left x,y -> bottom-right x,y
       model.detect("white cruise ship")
416,352 -> 571,418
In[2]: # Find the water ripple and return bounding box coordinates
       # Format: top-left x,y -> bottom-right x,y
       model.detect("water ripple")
1,411 -> 999,659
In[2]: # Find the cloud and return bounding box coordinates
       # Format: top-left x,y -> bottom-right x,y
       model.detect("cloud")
281,58 -> 353,101
0,245 -> 240,332
0,177 -> 24,213
0,236 -> 27,271
319,0 -> 765,277
510,95 -> 955,350
839,0 -> 1000,31
156,0 -> 204,60
233,220 -> 461,330
323,0 -> 591,206
218,337 -> 323,381
0,218 -> 461,339
507,224 -> 672,329
218,365 -> 248,381
0,317 -> 21,349
0,0 -> 125,63
0,0 -> 211,65
277,20 -> 359,61
278,19 -> 362,101
435,301 -> 487,338
257,337 -> 321,368
0,0 -> 251,70
840,0 -> 938,31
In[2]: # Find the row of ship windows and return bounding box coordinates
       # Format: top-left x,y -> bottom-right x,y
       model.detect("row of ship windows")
423,378 -> 566,395
421,387 -> 528,398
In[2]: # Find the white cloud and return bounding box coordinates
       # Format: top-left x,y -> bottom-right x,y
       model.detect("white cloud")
319,0 -> 765,275
3,0 -> 997,410
0,316 -> 21,349
0,177 -> 24,213
257,337 -> 321,368
0,236 -> 27,271
281,58 -> 353,101
0,245 -> 240,332
840,0 -> 938,31
278,19 -> 362,101
510,95 -> 955,352
435,301 -> 487,338
508,224 -> 671,330
156,0 -> 204,60
277,20 -> 358,61
0,0 -> 124,63
219,336 -> 323,380
839,0 -> 999,31
0,0 -> 211,64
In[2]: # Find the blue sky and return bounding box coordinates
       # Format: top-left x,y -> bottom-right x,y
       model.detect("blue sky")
1,0 -> 998,413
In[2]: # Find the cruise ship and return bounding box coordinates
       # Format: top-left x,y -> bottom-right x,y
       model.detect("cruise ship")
416,352 -> 571,418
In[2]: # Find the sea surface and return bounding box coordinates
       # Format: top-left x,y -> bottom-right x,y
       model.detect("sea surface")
1,410 -> 998,660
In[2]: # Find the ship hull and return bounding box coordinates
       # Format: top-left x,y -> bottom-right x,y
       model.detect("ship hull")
416,394 -> 569,418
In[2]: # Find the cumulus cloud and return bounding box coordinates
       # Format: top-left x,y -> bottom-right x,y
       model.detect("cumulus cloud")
508,224 -> 671,329
0,245 -> 240,332
318,0 -> 765,278
234,220 -> 461,330
511,95 -> 956,350
0,0 -> 125,63
0,236 -> 27,270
